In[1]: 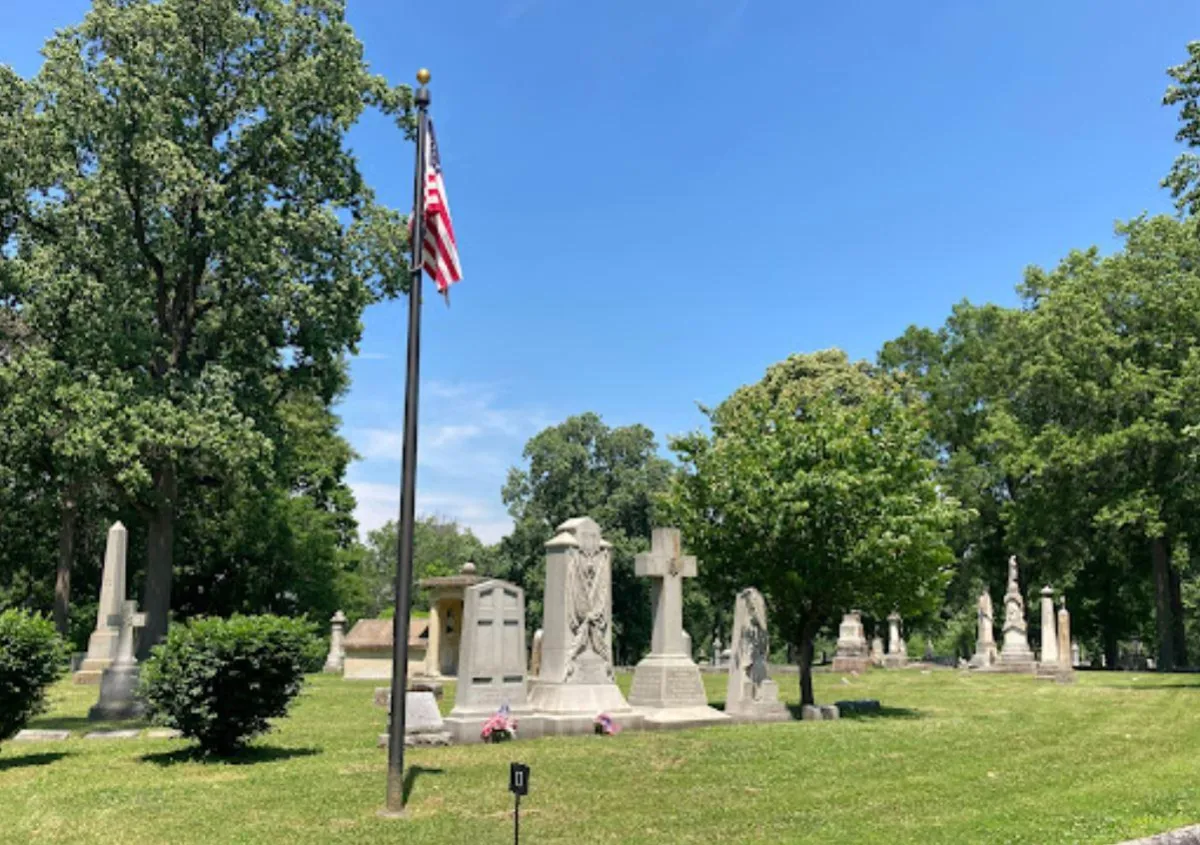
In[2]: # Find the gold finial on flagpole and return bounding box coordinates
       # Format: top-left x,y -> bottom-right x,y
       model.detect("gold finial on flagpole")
416,68 -> 431,85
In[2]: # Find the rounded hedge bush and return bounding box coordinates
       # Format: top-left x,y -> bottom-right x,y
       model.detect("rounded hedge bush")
0,609 -> 67,746
139,614 -> 319,756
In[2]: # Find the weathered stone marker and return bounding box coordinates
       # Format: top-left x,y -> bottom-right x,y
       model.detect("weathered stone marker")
725,587 -> 790,722
323,610 -> 347,673
884,612 -> 908,668
76,522 -> 128,684
832,611 -> 869,673
627,527 -> 728,729
88,600 -> 146,721
444,579 -> 532,743
999,556 -> 1035,672
969,590 -> 997,668
1039,586 -> 1059,666
525,517 -> 640,735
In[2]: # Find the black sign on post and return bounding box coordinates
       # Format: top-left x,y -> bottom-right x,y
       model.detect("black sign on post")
509,762 -> 530,844
509,762 -> 530,796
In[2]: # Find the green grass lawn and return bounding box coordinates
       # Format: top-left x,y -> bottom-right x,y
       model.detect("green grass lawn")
4,668 -> 1200,844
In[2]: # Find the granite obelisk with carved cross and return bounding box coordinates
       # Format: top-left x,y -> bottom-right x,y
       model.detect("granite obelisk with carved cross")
628,527 -> 729,729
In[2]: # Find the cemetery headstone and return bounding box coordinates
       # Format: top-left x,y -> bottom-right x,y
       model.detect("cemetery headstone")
525,517 -> 640,736
884,612 -> 908,668
832,611 -> 869,672
377,690 -> 451,747
1071,641 -> 1081,667
870,636 -> 885,667
443,579 -> 533,743
724,587 -> 790,722
323,610 -> 347,673
711,636 -> 721,667
1056,598 -> 1075,682
1039,586 -> 1059,666
75,522 -> 128,684
627,527 -> 729,729
969,590 -> 997,668
88,600 -> 146,721
998,556 -> 1036,672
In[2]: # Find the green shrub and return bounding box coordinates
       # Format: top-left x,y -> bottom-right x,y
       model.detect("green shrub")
0,609 -> 67,745
140,615 -> 319,755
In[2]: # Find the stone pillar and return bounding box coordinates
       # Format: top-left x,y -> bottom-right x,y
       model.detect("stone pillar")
884,612 -> 907,668
323,610 -> 347,673
76,523 -> 128,684
969,590 -> 997,668
1040,586 -> 1058,666
424,601 -> 442,677
1057,599 -> 1072,672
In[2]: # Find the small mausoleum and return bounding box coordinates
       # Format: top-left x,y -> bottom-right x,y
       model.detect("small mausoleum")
342,617 -> 429,680
417,562 -> 486,679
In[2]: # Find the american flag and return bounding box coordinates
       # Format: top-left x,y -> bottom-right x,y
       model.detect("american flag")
419,119 -> 462,297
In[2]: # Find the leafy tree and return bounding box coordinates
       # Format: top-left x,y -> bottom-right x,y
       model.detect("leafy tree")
359,515 -> 492,619
497,413 -> 674,664
662,350 -> 963,706
0,0 -> 412,652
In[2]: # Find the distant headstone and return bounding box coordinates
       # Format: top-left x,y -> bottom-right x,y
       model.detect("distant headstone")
998,556 -> 1035,672
969,590 -> 997,668
84,730 -> 141,740
820,704 -> 840,720
711,636 -> 721,667
831,611 -> 869,673
627,527 -> 728,729
323,610 -> 347,673
88,600 -> 146,721
443,579 -> 533,742
13,730 -> 70,742
1071,641 -> 1081,667
724,587 -> 790,722
75,523 -> 128,685
801,705 -> 823,721
1056,598 -> 1075,682
923,638 -> 934,661
870,636 -> 885,667
1039,586 -> 1059,666
529,628 -> 544,677
883,612 -> 908,668
525,517 -> 640,735
377,690 -> 451,748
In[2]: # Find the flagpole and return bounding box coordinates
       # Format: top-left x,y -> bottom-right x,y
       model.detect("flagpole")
383,67 -> 431,817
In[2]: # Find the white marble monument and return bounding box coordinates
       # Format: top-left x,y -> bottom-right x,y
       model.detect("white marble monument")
627,528 -> 728,729
444,579 -> 533,742
76,522 -> 128,684
969,590 -> 997,668
1039,585 -> 1059,667
323,610 -> 347,673
998,556 -> 1035,672
884,612 -> 908,668
870,636 -> 885,667
832,611 -> 869,672
88,600 -> 146,721
725,588 -> 790,722
525,517 -> 641,735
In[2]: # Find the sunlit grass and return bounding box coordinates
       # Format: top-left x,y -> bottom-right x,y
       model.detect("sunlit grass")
3,668 -> 1200,843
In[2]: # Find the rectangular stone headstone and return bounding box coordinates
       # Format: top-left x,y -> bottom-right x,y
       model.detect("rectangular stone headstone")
13,729 -> 70,742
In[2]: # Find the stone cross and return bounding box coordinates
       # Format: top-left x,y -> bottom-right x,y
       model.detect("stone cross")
108,601 -> 146,668
635,527 -> 697,656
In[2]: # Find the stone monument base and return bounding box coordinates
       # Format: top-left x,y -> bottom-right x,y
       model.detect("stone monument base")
628,655 -> 730,730
74,657 -> 112,686
882,655 -> 908,669
524,679 -> 643,736
443,704 -> 536,744
87,665 -> 145,721
968,646 -> 997,669
991,646 -> 1036,673
726,679 -> 791,723
831,656 -> 870,673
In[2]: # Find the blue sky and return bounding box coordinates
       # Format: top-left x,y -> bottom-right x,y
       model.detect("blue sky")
3,2 -> 1194,543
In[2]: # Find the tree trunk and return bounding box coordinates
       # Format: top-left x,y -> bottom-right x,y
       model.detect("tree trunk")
1170,560 -> 1188,668
140,462 -> 177,659
53,483 -> 80,637
1152,536 -> 1176,671
796,619 -> 820,707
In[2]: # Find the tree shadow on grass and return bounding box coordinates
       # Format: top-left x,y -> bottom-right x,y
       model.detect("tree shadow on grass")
0,751 -> 71,771
403,766 -> 445,804
139,745 -> 321,767
784,703 -> 923,721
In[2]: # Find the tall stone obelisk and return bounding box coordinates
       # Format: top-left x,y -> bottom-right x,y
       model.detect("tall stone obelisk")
75,522 -> 128,685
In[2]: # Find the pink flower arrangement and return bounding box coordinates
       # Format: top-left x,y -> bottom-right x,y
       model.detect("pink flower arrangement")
481,703 -> 518,743
593,713 -> 621,736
